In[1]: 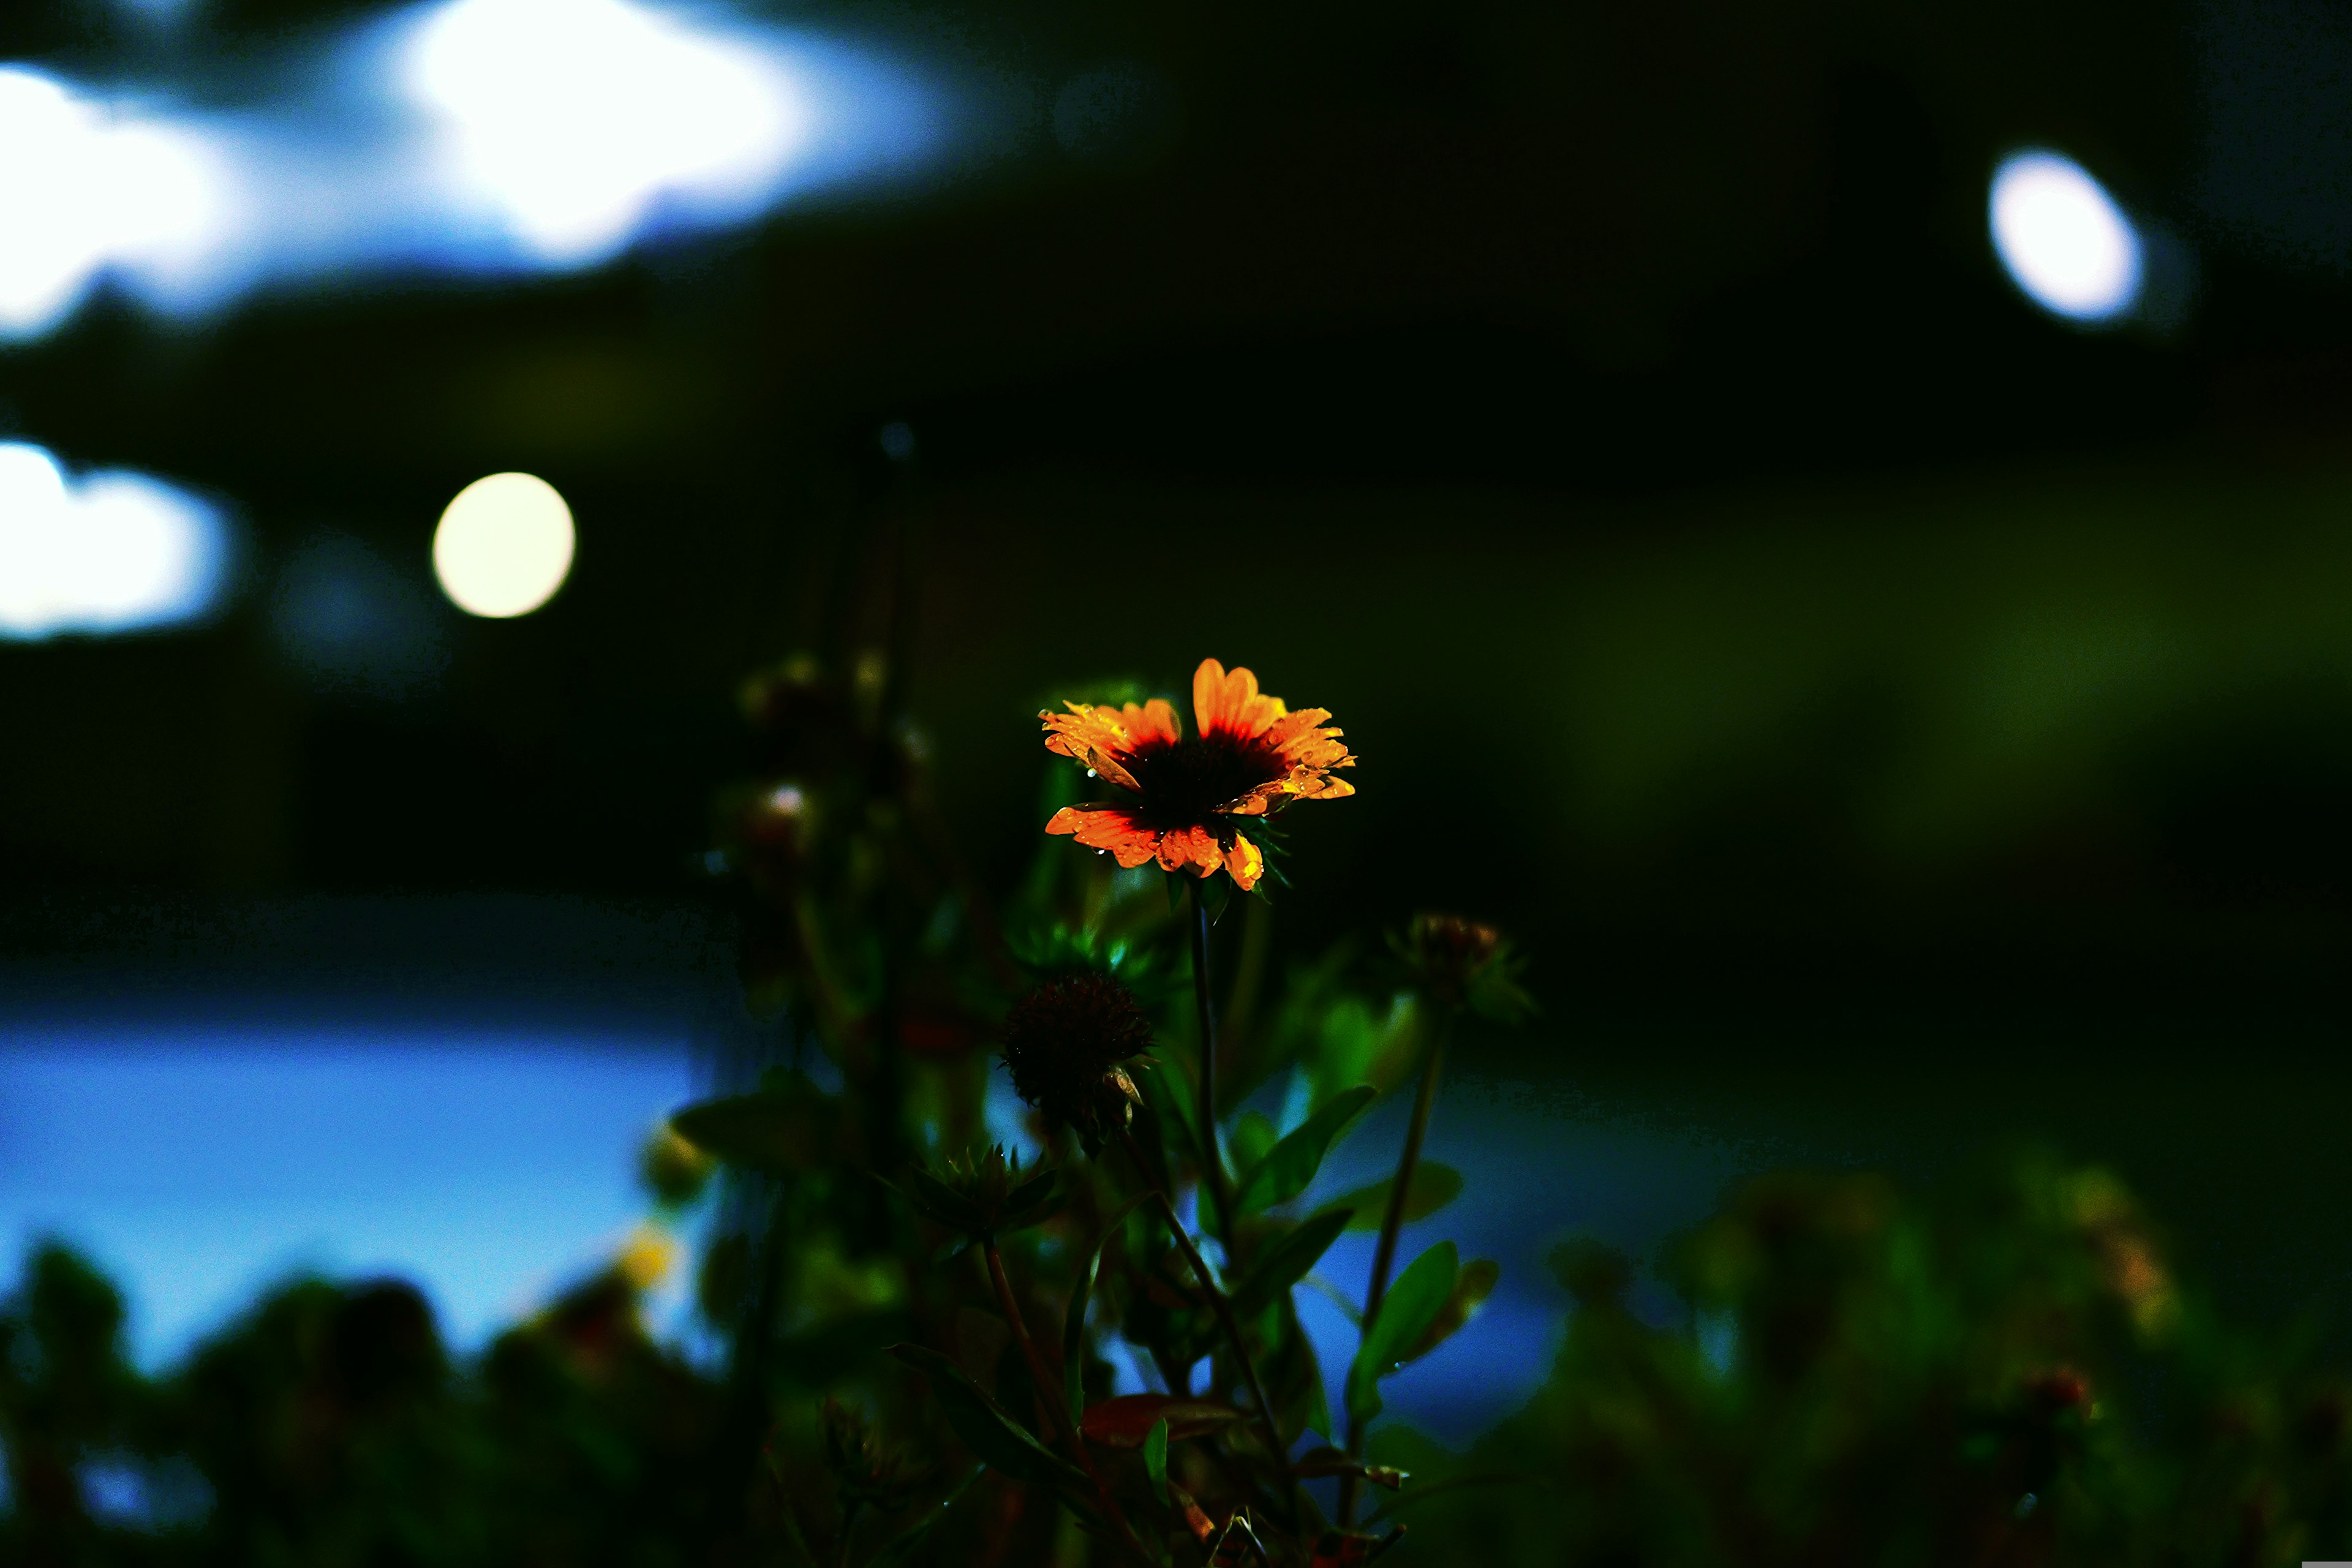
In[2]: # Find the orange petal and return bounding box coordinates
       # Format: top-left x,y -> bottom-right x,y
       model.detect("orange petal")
1192,659 -> 1266,738
1191,660 -> 1230,735
1155,823 -> 1224,876
1261,706 -> 1324,748
1121,698 -> 1182,745
1047,807 -> 1164,869
1223,834 -> 1264,891
1041,705 -> 1143,791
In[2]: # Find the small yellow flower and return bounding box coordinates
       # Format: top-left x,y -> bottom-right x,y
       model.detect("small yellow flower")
616,1224 -> 678,1291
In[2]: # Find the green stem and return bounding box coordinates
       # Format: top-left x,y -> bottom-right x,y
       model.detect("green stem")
834,1498 -> 862,1568
709,1182 -> 792,1545
981,1239 -> 1156,1566
1188,880 -> 1232,1238
1339,1011 -> 1450,1525
1115,1123 -> 1300,1528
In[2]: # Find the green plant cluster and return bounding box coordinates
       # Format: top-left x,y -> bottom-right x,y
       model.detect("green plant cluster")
1378,1157 -> 2352,1565
15,1147 -> 2352,1564
10,638 -> 2352,1567
673,644 -> 1503,1564
0,1244 -> 729,1567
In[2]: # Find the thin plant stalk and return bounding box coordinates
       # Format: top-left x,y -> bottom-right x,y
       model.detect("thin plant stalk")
833,1499 -> 862,1568
1114,1123 -> 1300,1526
1339,1011 -> 1450,1525
1188,878 -> 1233,1236
981,1238 -> 1157,1567
710,1182 -> 794,1544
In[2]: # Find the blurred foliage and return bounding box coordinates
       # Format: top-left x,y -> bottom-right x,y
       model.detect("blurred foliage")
13,1153 -> 2352,1562
1374,1156 -> 2352,1566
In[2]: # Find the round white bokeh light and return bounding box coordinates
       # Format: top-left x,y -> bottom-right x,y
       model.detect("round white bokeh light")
431,472 -> 574,617
1988,150 -> 2144,324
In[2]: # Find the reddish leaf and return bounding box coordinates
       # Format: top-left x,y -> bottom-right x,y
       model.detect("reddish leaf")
1169,1483 -> 1218,1545
1079,1393 -> 1243,1447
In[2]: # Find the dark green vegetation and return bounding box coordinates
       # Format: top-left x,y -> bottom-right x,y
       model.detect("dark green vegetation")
14,1151 -> 2352,1563
11,630 -> 2352,1566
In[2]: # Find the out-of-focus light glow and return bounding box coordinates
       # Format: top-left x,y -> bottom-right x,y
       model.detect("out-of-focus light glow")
1989,151 -> 2144,323
432,472 -> 575,617
403,0 -> 810,263
0,66 -> 238,337
0,4 -> 943,341
0,443 -> 230,639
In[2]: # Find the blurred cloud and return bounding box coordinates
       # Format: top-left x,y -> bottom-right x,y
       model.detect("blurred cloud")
0,443 -> 232,641
0,0 -> 944,340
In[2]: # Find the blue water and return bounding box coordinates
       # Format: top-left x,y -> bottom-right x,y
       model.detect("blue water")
0,1029 -> 702,1366
1287,1070 -> 1745,1446
0,1023 -> 1757,1447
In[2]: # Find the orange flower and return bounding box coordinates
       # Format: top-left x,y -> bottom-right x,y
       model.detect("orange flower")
1040,659 -> 1355,891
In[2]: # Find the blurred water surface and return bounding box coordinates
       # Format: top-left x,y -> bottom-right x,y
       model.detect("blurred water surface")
0,1030 -> 698,1365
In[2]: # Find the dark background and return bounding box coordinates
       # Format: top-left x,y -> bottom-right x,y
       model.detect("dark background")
11,0 -> 2352,1334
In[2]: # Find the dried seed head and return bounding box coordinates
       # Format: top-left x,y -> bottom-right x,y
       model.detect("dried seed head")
1392,911 -> 1532,1022
816,1398 -> 919,1508
999,972 -> 1154,1142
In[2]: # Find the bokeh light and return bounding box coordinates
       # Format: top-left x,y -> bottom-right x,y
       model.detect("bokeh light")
1988,149 -> 2144,323
401,0 -> 814,265
0,442 -> 230,639
0,66 -> 236,339
431,472 -> 576,618
0,7 -> 940,342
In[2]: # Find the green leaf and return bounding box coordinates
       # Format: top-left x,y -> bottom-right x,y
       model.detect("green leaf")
1265,1300 -> 1332,1446
1064,1193 -> 1147,1434
1232,1087 -> 1376,1216
1229,1208 -> 1354,1319
1404,1257 -> 1498,1362
1142,1419 -> 1170,1506
867,1465 -> 984,1565
1346,1242 -> 1458,1427
1230,1111 -> 1279,1175
1314,1162 -> 1465,1232
998,1169 -> 1065,1233
1298,990 -> 1426,1107
902,1167 -> 987,1233
1137,1055 -> 1199,1163
1005,1169 -> 1058,1215
668,1088 -> 833,1175
888,1343 -> 1087,1489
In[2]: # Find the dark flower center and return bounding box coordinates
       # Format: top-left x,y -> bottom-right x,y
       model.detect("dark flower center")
1121,733 -> 1285,826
